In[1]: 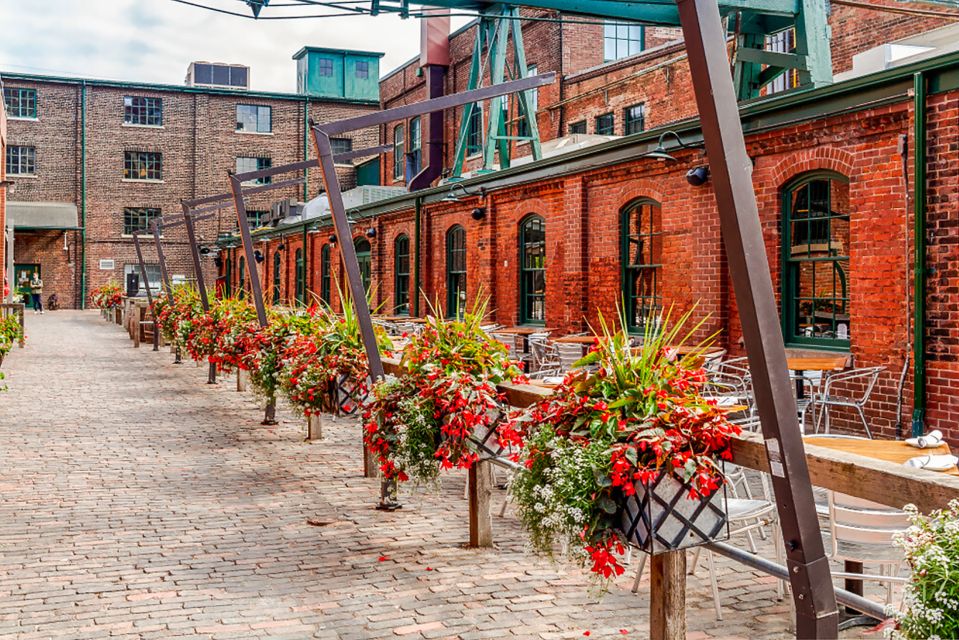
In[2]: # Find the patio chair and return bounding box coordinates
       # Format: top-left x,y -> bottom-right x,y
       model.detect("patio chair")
528,335 -> 561,377
825,491 -> 909,606
813,366 -> 884,438
555,342 -> 585,371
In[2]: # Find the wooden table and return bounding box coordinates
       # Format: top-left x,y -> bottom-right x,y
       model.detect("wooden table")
551,335 -> 599,345
804,435 -> 959,476
491,326 -> 555,336
787,354 -> 849,399
375,315 -> 427,323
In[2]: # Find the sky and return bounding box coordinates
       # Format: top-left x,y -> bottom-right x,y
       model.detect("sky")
0,0 -> 466,93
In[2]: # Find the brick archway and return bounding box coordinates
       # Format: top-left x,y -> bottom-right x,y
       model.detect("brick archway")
771,147 -> 855,188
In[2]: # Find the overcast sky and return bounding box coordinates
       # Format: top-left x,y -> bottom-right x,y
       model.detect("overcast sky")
0,0 -> 465,93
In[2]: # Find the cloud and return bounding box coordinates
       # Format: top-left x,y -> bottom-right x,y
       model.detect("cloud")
0,0 -> 450,93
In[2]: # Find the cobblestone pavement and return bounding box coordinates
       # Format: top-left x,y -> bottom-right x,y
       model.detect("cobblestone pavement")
0,312 -> 877,639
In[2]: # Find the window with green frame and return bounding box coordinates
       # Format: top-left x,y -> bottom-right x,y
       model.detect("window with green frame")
409,117 -> 422,176
355,238 -> 372,293
320,244 -> 332,305
294,248 -> 305,306
394,234 -> 410,315
3,87 -> 37,119
393,124 -> 405,180
782,173 -> 851,348
238,256 -> 246,299
622,199 -> 662,332
519,215 -> 546,324
224,256 -> 233,297
446,225 -> 466,318
272,251 -> 282,304
466,104 -> 483,156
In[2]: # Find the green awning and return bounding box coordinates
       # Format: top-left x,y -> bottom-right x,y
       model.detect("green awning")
7,201 -> 80,230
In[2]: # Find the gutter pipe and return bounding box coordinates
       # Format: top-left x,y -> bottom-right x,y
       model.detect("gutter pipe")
912,72 -> 927,437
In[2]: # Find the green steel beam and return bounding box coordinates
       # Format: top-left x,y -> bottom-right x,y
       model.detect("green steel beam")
912,71 -> 927,437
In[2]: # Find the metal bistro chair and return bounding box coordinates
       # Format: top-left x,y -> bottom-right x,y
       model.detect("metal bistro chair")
826,491 -> 910,607
528,334 -> 561,378
813,366 -> 884,438
554,342 -> 586,371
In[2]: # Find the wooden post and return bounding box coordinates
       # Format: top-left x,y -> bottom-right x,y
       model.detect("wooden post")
650,551 -> 687,640
236,369 -> 247,392
132,319 -> 140,347
307,414 -> 323,441
468,460 -> 494,547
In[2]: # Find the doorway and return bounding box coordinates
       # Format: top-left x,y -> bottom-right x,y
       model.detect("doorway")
13,264 -> 40,305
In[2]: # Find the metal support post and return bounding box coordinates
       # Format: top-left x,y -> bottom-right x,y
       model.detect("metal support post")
151,221 -> 172,296
181,203 -> 216,385
675,0 -> 838,636
131,233 -> 159,351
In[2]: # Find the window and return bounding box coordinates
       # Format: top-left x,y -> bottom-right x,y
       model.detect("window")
568,120 -> 587,135
193,63 -> 247,88
622,199 -> 662,332
595,113 -> 615,136
123,96 -> 162,126
783,173 -> 851,347
6,145 -> 36,176
409,117 -> 422,176
604,21 -> 644,61
393,124 -> 405,180
624,103 -> 645,135
3,87 -> 37,119
236,156 -> 272,185
320,244 -> 332,305
355,238 -> 372,293
355,60 -> 370,79
123,263 -> 161,296
517,65 -> 538,139
123,151 -> 162,181
123,207 -> 160,236
272,251 -> 282,304
294,248 -> 305,306
764,28 -> 800,95
318,58 -> 334,77
519,215 -> 546,324
394,234 -> 410,315
235,104 -> 272,133
466,103 -> 483,156
224,256 -> 232,297
331,137 -> 353,157
246,210 -> 268,229
446,225 -> 467,318
238,256 -> 246,300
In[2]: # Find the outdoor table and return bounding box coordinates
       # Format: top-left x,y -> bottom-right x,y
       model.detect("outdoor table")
493,327 -> 556,355
787,355 -> 849,400
375,315 -> 426,323
804,434 -> 957,628
551,335 -> 598,345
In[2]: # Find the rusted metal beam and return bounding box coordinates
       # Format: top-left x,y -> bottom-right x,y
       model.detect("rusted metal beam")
181,202 -> 217,385
131,232 -> 159,351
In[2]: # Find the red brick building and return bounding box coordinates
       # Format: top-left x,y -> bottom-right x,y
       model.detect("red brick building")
1,93 -> 6,298
1,50 -> 381,309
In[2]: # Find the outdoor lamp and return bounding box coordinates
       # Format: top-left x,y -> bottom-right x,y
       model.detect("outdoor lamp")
253,249 -> 265,263
442,183 -> 486,203
365,227 -> 377,238
642,130 -> 704,162
328,234 -> 337,245
471,207 -> 487,221
199,246 -> 211,255
277,243 -> 286,251
686,166 -> 710,186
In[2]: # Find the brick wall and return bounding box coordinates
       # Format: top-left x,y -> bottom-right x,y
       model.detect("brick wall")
1,91 -> 6,299
1,75 -> 378,309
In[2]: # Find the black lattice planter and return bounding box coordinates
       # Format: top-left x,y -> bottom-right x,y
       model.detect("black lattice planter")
618,471 -> 729,554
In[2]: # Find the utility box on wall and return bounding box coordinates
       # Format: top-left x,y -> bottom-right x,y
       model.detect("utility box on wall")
293,47 -> 383,102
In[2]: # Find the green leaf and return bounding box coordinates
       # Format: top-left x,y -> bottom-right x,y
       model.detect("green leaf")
597,496 -> 618,514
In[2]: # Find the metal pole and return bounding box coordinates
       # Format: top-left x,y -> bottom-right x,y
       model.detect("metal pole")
181,203 -> 216,385
151,221 -> 172,296
131,233 -> 159,351
675,0 -> 838,636
228,174 -> 276,425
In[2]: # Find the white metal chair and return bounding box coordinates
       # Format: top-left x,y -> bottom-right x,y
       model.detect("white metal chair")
554,342 -> 585,371
528,335 -> 561,377
826,491 -> 909,606
813,366 -> 884,438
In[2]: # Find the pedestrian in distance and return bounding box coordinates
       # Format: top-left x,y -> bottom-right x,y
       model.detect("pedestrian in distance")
29,272 -> 44,314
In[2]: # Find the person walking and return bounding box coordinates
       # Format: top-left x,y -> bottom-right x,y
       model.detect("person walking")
29,272 -> 44,314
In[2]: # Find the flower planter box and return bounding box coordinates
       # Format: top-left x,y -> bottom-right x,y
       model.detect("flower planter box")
619,471 -> 729,555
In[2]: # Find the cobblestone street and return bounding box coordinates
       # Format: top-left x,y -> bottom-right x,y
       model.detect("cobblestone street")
0,311 -> 845,639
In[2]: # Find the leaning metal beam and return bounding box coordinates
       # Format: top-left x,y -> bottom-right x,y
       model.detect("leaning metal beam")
676,0 -> 837,636
149,221 -> 172,296
131,232 -> 159,351
181,202 -> 217,385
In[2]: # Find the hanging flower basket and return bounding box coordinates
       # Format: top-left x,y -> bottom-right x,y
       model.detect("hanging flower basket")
619,470 -> 729,554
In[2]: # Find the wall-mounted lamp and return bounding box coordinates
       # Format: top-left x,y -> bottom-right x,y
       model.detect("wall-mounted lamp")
686,166 -> 710,187
471,207 -> 487,221
199,246 -> 212,256
442,183 -> 486,203
277,243 -> 286,251
641,130 -> 705,162
365,227 -> 377,238
328,234 -> 337,245
214,256 -> 224,268
253,249 -> 265,263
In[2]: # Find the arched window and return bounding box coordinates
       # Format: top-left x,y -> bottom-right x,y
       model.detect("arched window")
354,237 -> 372,293
393,124 -> 405,180
224,256 -> 232,297
621,199 -> 662,332
294,248 -> 305,306
519,215 -> 546,324
320,244 -> 331,305
238,256 -> 246,299
394,234 -> 410,315
782,172 -> 850,347
272,251 -> 281,304
446,225 -> 467,318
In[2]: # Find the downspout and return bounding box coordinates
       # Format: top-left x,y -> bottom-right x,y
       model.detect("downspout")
79,80 -> 87,309
911,72 -> 927,437
302,224 -> 309,302
303,97 -> 309,200
413,196 -> 422,316
895,133 -> 910,440
409,9 -> 450,192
